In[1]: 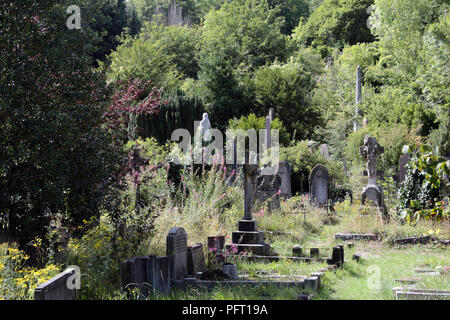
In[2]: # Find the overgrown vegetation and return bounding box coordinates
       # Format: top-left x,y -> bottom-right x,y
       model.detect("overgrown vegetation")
1,0 -> 449,301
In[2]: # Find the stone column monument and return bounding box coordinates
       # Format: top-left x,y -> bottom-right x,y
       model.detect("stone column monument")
359,135 -> 386,214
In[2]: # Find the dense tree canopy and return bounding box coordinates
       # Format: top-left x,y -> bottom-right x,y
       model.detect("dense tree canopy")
106,21 -> 200,89
196,0 -> 288,128
1,0 -> 449,242
0,0 -> 122,242
293,0 -> 375,54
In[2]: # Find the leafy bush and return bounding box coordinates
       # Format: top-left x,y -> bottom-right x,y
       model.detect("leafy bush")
149,156 -> 243,255
0,244 -> 60,300
397,145 -> 450,222
292,0 -> 375,51
345,124 -> 421,172
137,89 -> 204,144
227,114 -> 291,146
251,58 -> 321,138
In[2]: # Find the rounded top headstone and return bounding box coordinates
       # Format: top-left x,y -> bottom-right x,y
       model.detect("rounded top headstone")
168,227 -> 186,235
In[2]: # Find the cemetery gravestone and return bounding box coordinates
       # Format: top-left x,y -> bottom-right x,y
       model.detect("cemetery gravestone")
146,255 -> 170,295
359,135 -> 386,214
34,268 -> 77,300
166,227 -> 188,281
398,153 -> 411,183
121,255 -> 171,297
275,161 -> 292,198
229,164 -> 272,256
187,243 -> 206,275
309,164 -> 329,207
130,257 -> 148,297
319,144 -> 330,160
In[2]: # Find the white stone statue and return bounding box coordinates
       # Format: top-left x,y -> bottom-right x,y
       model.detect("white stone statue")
198,113 -> 211,141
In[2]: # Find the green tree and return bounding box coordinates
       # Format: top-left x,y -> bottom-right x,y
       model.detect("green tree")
106,21 -> 200,88
252,56 -> 322,139
293,0 -> 375,54
268,0 -> 310,34
197,0 -> 287,128
91,0 -> 131,66
0,1 -> 120,243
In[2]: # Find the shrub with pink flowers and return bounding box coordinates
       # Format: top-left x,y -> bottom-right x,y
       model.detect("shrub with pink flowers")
207,244 -> 249,270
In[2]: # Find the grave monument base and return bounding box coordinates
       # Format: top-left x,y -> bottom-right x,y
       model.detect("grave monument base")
229,220 -> 274,256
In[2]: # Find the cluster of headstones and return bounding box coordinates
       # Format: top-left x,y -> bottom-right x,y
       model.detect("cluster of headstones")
120,227 -> 206,298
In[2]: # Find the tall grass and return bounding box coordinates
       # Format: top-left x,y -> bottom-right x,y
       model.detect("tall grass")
148,156 -> 244,255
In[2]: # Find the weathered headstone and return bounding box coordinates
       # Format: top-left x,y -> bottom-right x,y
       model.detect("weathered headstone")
309,164 -> 329,207
146,255 -> 170,295
331,246 -> 342,267
319,144 -> 330,160
34,268 -> 77,300
166,227 -> 187,281
398,153 -> 411,183
275,161 -> 292,198
360,135 -> 386,213
121,255 -> 170,297
393,288 -> 450,300
292,245 -> 303,257
187,243 -> 206,275
130,257 -> 148,297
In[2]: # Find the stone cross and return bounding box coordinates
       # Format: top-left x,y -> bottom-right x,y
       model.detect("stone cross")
269,108 -> 274,122
265,115 -> 271,150
354,65 -> 362,132
359,135 -> 384,185
229,137 -> 238,183
243,163 -> 259,220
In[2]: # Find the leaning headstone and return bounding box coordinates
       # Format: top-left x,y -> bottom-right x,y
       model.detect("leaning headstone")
309,164 -> 330,207
275,161 -> 292,198
187,243 -> 206,275
360,135 -> 386,214
166,227 -> 187,281
398,153 -> 411,183
34,268 -> 77,300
